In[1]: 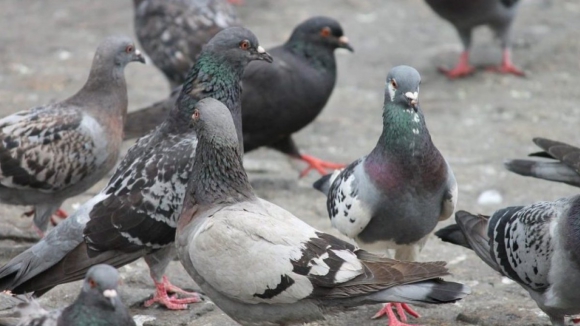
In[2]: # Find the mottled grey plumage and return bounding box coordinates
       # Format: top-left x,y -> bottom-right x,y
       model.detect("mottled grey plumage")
0,36 -> 144,234
123,16 -> 353,180
14,264 -> 135,326
423,0 -> 523,77
0,27 -> 271,310
176,98 -> 470,326
436,196 -> 580,326
133,0 -> 239,88
504,138 -> 580,187
313,65 -> 457,262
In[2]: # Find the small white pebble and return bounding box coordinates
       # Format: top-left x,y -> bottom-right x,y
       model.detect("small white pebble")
58,50 -> 71,61
477,190 -> 503,206
133,315 -> 156,326
71,202 -> 81,210
501,277 -> 515,285
448,254 -> 467,265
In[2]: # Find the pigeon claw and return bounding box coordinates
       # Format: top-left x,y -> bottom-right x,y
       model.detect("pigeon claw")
372,303 -> 423,326
144,276 -> 202,310
438,64 -> 476,79
486,63 -> 525,77
298,154 -> 345,178
50,208 -> 69,226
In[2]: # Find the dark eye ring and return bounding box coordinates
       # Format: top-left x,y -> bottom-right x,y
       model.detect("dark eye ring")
390,79 -> 398,89
239,40 -> 250,50
125,45 -> 133,53
320,27 -> 331,37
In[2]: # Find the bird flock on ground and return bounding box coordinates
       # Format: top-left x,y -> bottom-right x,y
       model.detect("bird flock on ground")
0,0 -> 576,326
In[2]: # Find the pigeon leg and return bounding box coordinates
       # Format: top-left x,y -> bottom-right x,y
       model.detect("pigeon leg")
438,51 -> 475,79
144,276 -> 202,310
487,49 -> 525,76
372,303 -> 422,326
298,154 -> 345,178
50,208 -> 68,226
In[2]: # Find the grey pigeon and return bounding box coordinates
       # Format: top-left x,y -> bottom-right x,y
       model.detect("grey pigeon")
504,138 -> 580,187
423,0 -> 524,78
133,0 -> 239,89
176,97 -> 470,326
0,27 -> 272,311
13,264 -> 135,326
0,36 -> 144,236
312,65 -> 457,325
435,198 -> 580,326
124,16 -> 353,178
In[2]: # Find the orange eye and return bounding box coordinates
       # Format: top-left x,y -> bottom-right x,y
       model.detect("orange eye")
390,79 -> 398,89
192,109 -> 200,120
320,27 -> 331,37
125,45 -> 133,53
239,40 -> 250,50
88,278 -> 97,288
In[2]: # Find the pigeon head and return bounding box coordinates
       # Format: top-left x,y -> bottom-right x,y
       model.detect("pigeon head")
82,264 -> 122,308
288,16 -> 353,52
191,98 -> 238,148
95,35 -> 145,67
203,27 -> 273,67
384,65 -> 421,112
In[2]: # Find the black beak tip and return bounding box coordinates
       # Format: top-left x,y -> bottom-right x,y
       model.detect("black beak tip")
262,53 -> 274,63
342,44 -> 354,52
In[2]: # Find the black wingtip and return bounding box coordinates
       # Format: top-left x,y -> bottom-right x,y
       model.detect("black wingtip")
434,224 -> 471,249
503,159 -> 536,177
312,173 -> 333,194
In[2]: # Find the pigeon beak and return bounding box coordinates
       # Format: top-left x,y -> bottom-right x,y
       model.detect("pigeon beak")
255,46 -> 273,63
133,49 -> 146,64
338,36 -> 354,52
103,289 -> 117,305
405,92 -> 419,110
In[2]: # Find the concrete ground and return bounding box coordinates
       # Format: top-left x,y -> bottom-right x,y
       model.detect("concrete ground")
0,0 -> 579,325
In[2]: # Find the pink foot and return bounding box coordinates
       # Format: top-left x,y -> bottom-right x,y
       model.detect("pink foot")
144,276 -> 202,310
486,49 -> 525,77
298,154 -> 345,178
572,317 -> 580,324
372,303 -> 423,326
438,51 -> 475,79
32,225 -> 45,238
50,208 -> 68,226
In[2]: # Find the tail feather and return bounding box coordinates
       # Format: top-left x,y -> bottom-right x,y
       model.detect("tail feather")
312,170 -> 340,195
504,159 -> 580,187
454,211 -> 497,270
434,224 -> 471,249
365,279 -> 471,305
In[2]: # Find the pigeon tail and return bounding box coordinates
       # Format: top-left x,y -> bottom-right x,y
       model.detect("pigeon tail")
363,279 -> 471,305
434,224 -> 471,249
312,170 -> 341,195
504,159 -> 580,187
454,211 -> 497,269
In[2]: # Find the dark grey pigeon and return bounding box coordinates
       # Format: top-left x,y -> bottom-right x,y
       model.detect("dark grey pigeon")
435,197 -> 580,326
423,0 -> 524,78
176,97 -> 470,326
12,264 -> 135,326
504,138 -> 580,187
0,27 -> 272,311
124,16 -> 353,178
0,36 -> 144,236
312,65 -> 457,325
133,0 -> 239,89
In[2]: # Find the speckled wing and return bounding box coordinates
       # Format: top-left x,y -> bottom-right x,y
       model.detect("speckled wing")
83,131 -> 197,255
134,0 -> 238,86
185,199 -> 450,304
0,106 -> 108,193
486,201 -> 559,291
326,158 -> 373,239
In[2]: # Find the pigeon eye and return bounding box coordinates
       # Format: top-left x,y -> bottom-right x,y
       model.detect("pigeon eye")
239,40 -> 250,50
320,27 -> 331,37
390,79 -> 398,89
192,110 -> 200,120
88,278 -> 97,288
125,45 -> 133,53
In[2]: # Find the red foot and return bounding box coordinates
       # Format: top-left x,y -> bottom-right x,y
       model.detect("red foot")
227,0 -> 243,5
32,225 -> 45,238
51,208 -> 68,226
438,51 -> 475,79
144,276 -> 201,310
486,49 -> 525,77
298,154 -> 345,178
572,317 -> 580,324
372,303 -> 422,326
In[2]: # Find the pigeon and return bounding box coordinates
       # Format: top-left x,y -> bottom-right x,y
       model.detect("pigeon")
504,138 -> 580,188
133,0 -> 239,89
0,27 -> 272,311
435,197 -> 580,326
175,97 -> 470,326
124,16 -> 353,178
12,264 -> 135,326
312,65 -> 457,326
0,36 -> 144,236
423,0 -> 524,78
